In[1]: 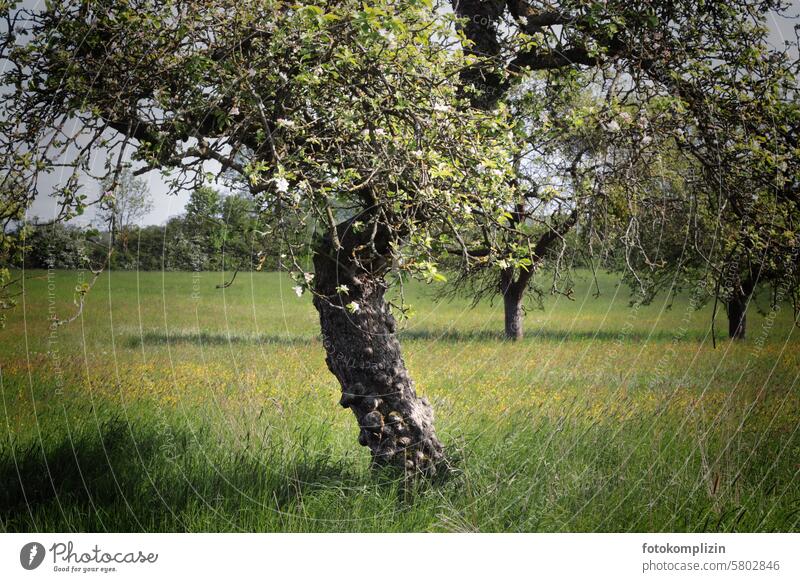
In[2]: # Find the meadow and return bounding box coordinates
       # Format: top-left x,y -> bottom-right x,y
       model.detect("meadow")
1,269 -> 798,532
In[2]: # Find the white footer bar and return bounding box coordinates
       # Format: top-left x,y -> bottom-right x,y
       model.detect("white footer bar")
1,533 -> 797,581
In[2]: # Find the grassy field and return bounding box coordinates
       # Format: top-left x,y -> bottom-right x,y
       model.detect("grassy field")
1,268 -> 799,532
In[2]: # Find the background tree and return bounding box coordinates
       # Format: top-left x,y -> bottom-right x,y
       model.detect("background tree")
218,192 -> 259,278
447,0 -> 800,341
181,186 -> 224,271
97,167 -> 153,252
441,72 -> 613,339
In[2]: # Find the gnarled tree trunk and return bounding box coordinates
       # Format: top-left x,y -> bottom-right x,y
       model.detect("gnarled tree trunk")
312,230 -> 445,474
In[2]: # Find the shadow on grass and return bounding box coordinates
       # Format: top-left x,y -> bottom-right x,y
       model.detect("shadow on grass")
126,327 -> 709,348
0,418 -> 358,532
125,330 -> 316,348
400,327 -> 710,343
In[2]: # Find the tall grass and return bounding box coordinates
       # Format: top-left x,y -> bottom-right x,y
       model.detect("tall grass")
1,270 -> 798,531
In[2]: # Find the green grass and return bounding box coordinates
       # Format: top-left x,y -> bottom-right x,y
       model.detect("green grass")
1,269 -> 799,532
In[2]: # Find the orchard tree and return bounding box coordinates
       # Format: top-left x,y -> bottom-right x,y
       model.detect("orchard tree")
441,70 -> 622,339
0,0 -> 519,473
97,167 -> 153,250
606,97 -> 800,341
446,0 -> 800,340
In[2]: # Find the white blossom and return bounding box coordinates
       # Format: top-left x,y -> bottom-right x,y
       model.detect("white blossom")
377,29 -> 396,45
361,128 -> 385,138
293,286 -> 304,297
274,177 -> 290,193
346,301 -> 360,313
276,118 -> 295,129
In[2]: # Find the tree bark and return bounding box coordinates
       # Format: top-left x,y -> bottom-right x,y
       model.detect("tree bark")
496,209 -> 578,341
312,232 -> 445,474
727,278 -> 754,340
727,295 -> 746,339
500,267 -> 527,341
503,285 -> 525,341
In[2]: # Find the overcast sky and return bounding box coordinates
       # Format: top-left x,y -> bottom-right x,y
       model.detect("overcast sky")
22,1 -> 800,227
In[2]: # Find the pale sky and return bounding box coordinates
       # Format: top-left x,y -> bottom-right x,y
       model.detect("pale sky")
21,1 -> 800,227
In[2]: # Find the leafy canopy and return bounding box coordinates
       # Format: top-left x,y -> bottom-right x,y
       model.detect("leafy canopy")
1,0 -> 519,288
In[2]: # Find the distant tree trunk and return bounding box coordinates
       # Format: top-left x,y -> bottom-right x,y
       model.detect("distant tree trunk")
504,292 -> 524,341
727,278 -> 755,340
496,210 -> 578,341
312,229 -> 445,474
501,267 -> 527,341
727,292 -> 747,340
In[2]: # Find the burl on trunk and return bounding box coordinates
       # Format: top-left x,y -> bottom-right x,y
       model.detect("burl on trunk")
312,229 -> 445,474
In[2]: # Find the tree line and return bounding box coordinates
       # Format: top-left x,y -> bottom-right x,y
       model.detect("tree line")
20,182 -> 285,273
